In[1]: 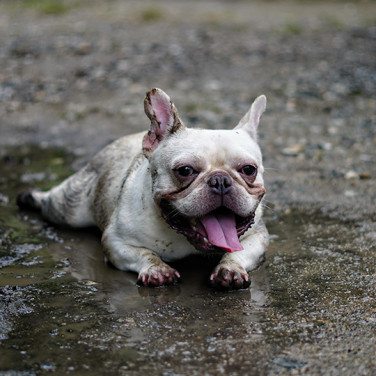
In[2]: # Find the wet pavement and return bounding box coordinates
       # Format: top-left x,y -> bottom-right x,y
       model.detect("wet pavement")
0,146 -> 375,375
1,1 -> 376,375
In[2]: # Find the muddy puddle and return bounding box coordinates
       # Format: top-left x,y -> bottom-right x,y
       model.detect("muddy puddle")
0,146 -> 375,375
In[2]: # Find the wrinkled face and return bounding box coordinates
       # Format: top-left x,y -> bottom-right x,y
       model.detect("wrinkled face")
142,88 -> 267,254
150,128 -> 266,253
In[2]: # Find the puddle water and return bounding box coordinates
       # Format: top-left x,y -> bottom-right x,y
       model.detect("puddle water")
0,146 -> 374,375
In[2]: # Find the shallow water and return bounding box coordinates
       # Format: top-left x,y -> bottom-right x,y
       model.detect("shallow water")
0,146 -> 375,375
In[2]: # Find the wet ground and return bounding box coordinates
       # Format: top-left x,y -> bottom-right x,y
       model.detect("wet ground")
1,1 -> 376,375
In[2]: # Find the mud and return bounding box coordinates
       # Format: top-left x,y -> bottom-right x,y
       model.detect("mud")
0,1 -> 376,375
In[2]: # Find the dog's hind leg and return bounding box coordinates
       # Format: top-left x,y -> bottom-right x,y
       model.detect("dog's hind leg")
17,166 -> 97,228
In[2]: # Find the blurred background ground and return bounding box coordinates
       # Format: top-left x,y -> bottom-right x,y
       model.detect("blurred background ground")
1,0 -> 375,212
0,1 -> 375,375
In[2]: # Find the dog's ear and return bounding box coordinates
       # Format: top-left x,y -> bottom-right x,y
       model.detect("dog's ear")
234,95 -> 266,139
143,88 -> 185,158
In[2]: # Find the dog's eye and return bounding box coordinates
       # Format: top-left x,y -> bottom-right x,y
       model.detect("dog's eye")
240,165 -> 257,177
175,166 -> 196,177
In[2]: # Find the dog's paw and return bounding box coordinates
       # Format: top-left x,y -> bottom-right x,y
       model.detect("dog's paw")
137,265 -> 181,287
210,264 -> 251,290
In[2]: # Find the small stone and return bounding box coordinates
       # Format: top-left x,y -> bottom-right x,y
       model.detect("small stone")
281,144 -> 304,157
360,155 -> 372,162
359,172 -> 371,180
345,171 -> 358,180
86,280 -> 99,286
0,193 -> 9,206
344,190 -> 357,197
20,172 -> 47,183
319,142 -> 332,151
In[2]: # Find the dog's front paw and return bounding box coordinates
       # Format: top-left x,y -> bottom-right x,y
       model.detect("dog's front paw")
210,264 -> 250,290
137,264 -> 181,287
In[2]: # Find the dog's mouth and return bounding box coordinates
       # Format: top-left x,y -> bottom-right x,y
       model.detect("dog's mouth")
160,200 -> 255,253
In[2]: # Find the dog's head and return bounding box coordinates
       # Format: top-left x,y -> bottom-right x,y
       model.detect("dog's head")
143,88 -> 266,254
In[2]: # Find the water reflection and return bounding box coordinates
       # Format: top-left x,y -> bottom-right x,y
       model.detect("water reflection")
48,225 -> 270,314
0,145 -> 271,376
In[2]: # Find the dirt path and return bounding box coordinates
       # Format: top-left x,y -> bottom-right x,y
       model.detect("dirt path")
0,1 -> 375,375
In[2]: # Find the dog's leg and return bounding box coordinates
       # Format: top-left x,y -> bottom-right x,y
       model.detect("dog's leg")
17,166 -> 97,228
210,221 -> 268,290
102,229 -> 180,287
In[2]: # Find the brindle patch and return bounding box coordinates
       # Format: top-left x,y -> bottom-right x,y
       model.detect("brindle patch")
143,89 -> 186,158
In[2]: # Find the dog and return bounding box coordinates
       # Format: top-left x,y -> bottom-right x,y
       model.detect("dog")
17,88 -> 269,290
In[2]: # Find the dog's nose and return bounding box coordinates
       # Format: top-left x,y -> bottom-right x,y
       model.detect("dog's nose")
207,173 -> 232,195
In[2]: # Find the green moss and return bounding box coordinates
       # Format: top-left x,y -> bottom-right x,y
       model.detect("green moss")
139,6 -> 164,22
283,21 -> 303,35
16,0 -> 79,16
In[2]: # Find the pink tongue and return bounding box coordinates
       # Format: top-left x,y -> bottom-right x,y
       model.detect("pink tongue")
199,211 -> 243,252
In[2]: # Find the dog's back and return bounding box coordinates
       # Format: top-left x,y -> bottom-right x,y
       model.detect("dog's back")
17,132 -> 145,229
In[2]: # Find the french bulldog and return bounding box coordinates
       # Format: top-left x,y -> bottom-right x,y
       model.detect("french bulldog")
17,88 -> 269,290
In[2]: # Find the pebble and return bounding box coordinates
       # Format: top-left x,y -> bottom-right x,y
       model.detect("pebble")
0,193 -> 9,206
359,172 -> 371,180
344,190 -> 357,197
281,144 -> 304,157
345,171 -> 358,180
345,171 -> 371,180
